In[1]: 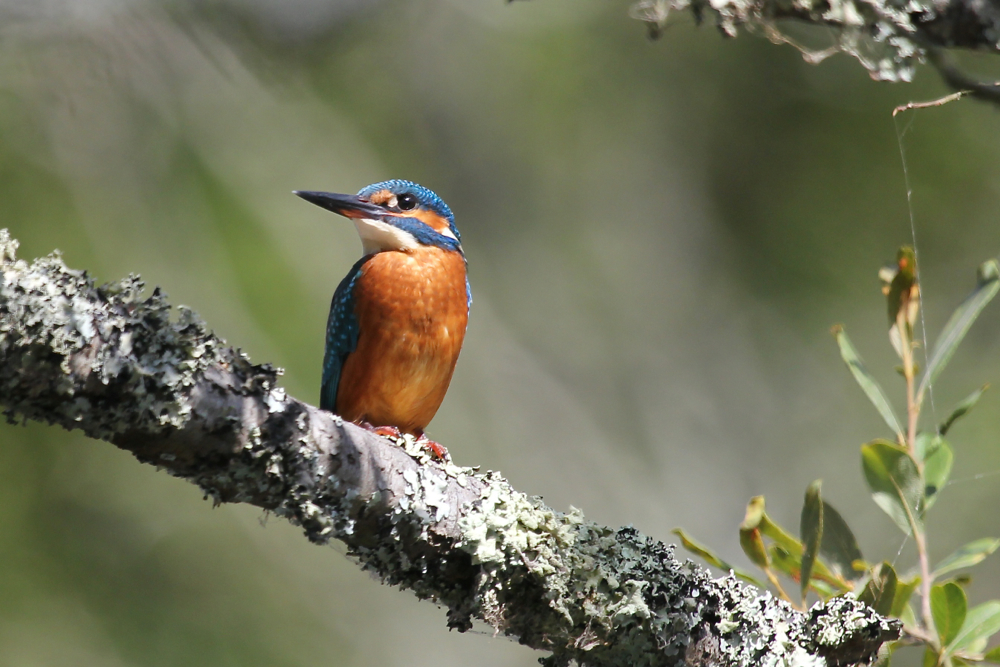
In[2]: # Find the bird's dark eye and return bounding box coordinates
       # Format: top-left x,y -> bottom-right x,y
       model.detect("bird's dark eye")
398,193 -> 418,211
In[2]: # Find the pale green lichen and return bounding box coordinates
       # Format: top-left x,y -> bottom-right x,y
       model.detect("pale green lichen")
633,0 -> 993,83
450,471 -> 896,666
0,230 -> 899,667
457,473 -> 711,665
0,228 -> 266,440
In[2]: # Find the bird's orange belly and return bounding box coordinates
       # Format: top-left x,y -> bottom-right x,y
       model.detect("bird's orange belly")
335,248 -> 467,434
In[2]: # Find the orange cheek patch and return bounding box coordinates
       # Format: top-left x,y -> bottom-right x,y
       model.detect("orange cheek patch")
367,190 -> 395,207
407,210 -> 454,237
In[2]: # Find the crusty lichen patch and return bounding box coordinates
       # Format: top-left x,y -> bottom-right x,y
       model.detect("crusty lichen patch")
0,230 -> 899,667
457,472 -> 704,666
0,228 -> 276,441
449,471 -> 897,667
636,0 -> 993,83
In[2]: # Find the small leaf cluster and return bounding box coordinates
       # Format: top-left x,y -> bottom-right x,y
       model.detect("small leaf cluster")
676,248 -> 1000,666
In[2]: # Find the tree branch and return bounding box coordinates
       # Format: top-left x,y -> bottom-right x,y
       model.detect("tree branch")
630,0 -> 1000,103
0,230 -> 898,667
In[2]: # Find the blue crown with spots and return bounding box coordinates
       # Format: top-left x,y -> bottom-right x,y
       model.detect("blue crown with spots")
358,179 -> 460,242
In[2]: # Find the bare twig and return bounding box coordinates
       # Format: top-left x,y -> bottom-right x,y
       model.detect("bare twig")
893,91 -> 969,116
0,230 -> 899,666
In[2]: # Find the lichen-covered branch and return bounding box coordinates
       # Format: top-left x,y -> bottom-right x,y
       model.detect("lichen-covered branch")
0,230 -> 898,667
630,0 -> 1000,104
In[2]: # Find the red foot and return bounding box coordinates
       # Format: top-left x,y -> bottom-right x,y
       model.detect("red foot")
416,432 -> 449,461
359,421 -> 402,440
358,422 -> 449,461
372,425 -> 403,439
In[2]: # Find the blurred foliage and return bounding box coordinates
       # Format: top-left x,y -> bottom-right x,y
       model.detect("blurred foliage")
679,249 -> 1000,666
2,0 -> 1000,666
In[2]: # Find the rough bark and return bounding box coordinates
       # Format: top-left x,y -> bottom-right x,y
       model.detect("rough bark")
630,0 -> 1000,104
0,230 -> 898,667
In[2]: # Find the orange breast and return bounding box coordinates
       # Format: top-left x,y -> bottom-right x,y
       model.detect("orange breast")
335,246 -> 468,434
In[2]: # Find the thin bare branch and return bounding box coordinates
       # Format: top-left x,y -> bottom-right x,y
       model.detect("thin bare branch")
893,91 -> 969,116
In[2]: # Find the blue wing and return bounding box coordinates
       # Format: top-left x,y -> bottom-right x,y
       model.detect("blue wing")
320,257 -> 367,412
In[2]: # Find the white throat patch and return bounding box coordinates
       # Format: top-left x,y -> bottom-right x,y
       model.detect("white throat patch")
354,218 -> 420,254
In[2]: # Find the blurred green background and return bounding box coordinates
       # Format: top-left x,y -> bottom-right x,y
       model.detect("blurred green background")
1,1 -> 999,665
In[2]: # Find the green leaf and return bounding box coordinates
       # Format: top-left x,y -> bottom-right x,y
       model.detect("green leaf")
933,539 -> 1000,579
760,513 -> 803,557
740,497 -> 771,569
861,440 -> 924,534
860,562 -> 898,616
891,577 -> 920,618
819,499 -> 865,581
740,495 -> 844,594
768,544 -> 797,578
923,436 -> 954,511
765,546 -> 839,598
739,527 -> 768,569
808,578 -> 841,600
940,385 -> 989,437
809,576 -> 847,602
800,480 -> 823,603
932,582 -> 968,647
833,325 -> 905,440
922,648 -> 938,667
672,528 -> 766,587
966,639 -> 991,659
918,259 -> 1000,404
915,431 -> 935,462
949,601 -> 1000,653
741,495 -> 766,530
983,645 -> 1000,663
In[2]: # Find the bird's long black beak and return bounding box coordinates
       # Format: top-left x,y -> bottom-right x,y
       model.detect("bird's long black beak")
294,190 -> 385,219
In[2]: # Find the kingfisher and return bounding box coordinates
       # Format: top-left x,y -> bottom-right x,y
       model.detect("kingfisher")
295,180 -> 469,459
